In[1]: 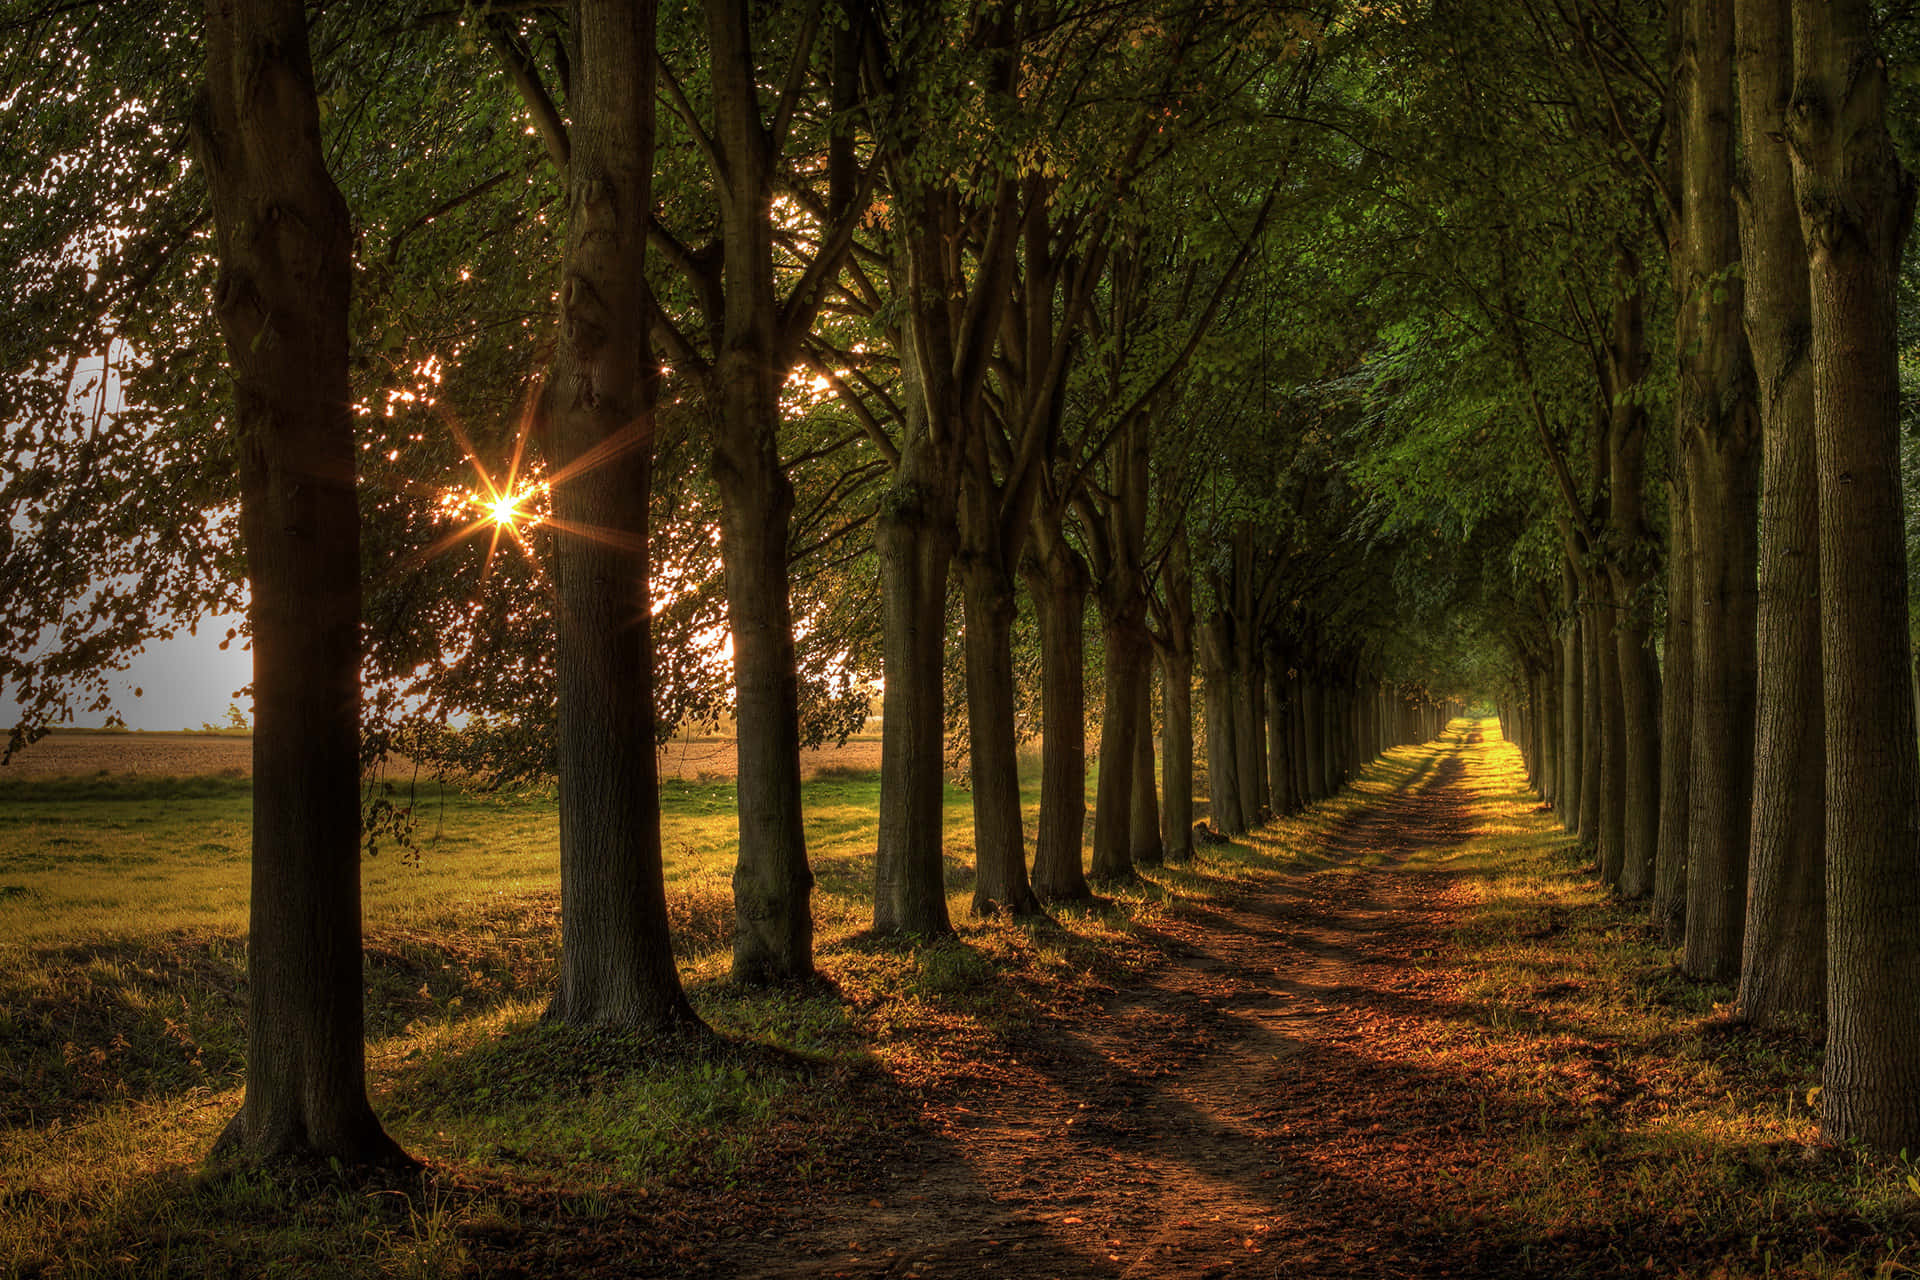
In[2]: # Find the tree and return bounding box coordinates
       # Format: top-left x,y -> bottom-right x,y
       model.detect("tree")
197,0 -> 405,1165
1787,0 -> 1920,1153
539,0 -> 697,1030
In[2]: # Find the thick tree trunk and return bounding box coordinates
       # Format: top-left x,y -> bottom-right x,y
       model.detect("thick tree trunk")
1028,530 -> 1092,899
873,447 -> 959,937
960,555 -> 1038,916
1678,0 -> 1761,984
1734,0 -> 1823,1027
706,0 -> 814,984
199,0 -> 404,1165
1789,0 -> 1920,1152
1289,672 -> 1311,805
541,0 -> 694,1032
1655,472 -> 1694,945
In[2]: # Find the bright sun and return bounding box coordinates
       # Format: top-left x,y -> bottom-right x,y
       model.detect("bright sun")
486,492 -> 526,529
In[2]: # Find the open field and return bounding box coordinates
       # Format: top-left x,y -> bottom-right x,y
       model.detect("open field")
3,725 -> 1917,1278
3,728 -> 884,782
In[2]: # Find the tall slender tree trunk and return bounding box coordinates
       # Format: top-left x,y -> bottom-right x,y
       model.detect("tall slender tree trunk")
1596,577 -> 1627,889
199,0 -> 405,1165
1131,674 -> 1162,866
1577,596 -> 1602,847
1158,528 -> 1196,863
1602,264 -> 1662,899
1558,562 -> 1582,831
1028,527 -> 1092,899
706,0 -> 815,985
1266,660 -> 1292,815
960,554 -> 1038,916
1734,0 -> 1823,1026
1202,613 -> 1244,833
873,441 -> 959,937
1655,471 -> 1694,944
1679,0 -> 1762,984
1093,615 -> 1150,879
1236,644 -> 1265,820
1789,0 -> 1920,1152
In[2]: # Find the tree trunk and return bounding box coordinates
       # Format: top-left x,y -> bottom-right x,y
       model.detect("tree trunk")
1201,613 -> 1244,833
1677,0 -> 1761,984
1789,0 -> 1920,1152
706,0 -> 814,985
543,0 -> 693,1031
960,554 -> 1038,916
1654,471 -> 1694,945
1577,599 -> 1602,847
873,445 -> 959,937
1027,528 -> 1092,899
199,0 -> 404,1165
1158,528 -> 1196,863
1596,577 -> 1627,889
1734,0 -> 1823,1026
1266,659 -> 1292,815
1601,263 -> 1662,899
1093,615 -> 1149,879
1131,673 -> 1162,867
1558,562 -> 1582,832
1236,644 -> 1265,821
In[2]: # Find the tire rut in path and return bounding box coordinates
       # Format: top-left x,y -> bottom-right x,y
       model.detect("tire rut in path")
716,726 -> 1504,1280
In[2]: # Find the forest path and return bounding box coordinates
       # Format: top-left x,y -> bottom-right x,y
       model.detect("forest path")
714,723 -> 1525,1280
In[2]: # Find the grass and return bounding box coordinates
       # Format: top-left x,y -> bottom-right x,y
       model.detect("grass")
3,728 -> 1918,1277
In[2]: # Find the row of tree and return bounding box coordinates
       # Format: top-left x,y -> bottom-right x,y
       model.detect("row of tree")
1397,0 -> 1920,1153
4,0 -> 1916,1166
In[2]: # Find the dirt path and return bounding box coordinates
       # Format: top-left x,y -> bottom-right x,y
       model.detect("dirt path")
707,727 -> 1522,1280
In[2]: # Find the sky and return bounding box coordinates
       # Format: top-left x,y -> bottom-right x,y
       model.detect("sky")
6,613 -> 253,732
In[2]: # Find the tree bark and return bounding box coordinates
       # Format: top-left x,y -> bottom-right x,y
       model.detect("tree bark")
1131,673 -> 1162,866
1093,613 -> 1150,879
1678,0 -> 1762,984
1654,471 -> 1694,945
1266,659 -> 1293,816
1558,561 -> 1582,832
873,447 -> 959,936
1577,595 -> 1602,847
1201,612 -> 1244,833
1734,0 -> 1823,1027
1788,0 -> 1920,1152
705,0 -> 816,985
1027,524 -> 1093,899
520,0 -> 695,1031
199,0 -> 405,1165
1595,574 -> 1627,889
1157,527 -> 1196,862
960,553 -> 1038,915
